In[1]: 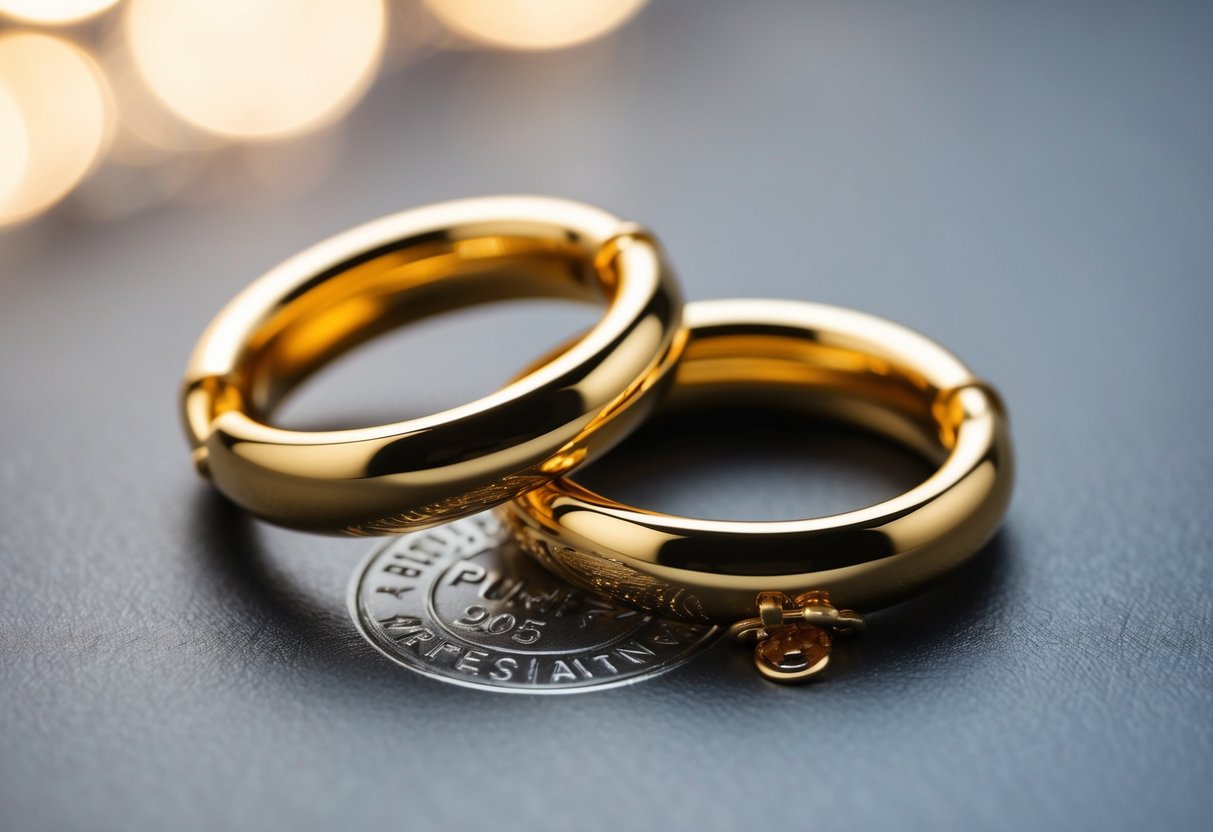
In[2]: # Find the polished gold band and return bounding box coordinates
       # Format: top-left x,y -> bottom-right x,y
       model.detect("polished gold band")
181,196 -> 684,535
504,299 -> 1014,623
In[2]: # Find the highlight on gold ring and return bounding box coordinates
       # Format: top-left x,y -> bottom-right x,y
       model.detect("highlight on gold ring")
181,195 -> 685,536
503,298 -> 1015,683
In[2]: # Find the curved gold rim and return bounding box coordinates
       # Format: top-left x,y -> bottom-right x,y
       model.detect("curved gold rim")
182,196 -> 684,535
504,299 -> 1014,622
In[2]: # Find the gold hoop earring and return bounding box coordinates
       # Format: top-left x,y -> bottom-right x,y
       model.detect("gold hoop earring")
503,299 -> 1013,682
182,196 -> 685,535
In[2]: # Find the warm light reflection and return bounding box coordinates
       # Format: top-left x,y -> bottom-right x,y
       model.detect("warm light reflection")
124,0 -> 387,141
0,86 -> 28,210
0,0 -> 120,25
425,0 -> 647,51
243,127 -> 344,196
0,32 -> 112,226
98,28 -> 220,159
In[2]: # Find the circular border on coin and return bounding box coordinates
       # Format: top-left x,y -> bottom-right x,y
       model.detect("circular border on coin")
349,512 -> 720,693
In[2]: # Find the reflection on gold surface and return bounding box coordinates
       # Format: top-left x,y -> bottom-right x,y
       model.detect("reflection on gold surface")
0,0 -> 119,25
0,32 -> 113,226
124,0 -> 386,140
504,300 -> 1016,620
424,0 -> 646,51
181,197 -> 683,534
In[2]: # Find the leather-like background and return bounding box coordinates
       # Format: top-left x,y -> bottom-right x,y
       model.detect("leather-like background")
2,2 -> 1210,830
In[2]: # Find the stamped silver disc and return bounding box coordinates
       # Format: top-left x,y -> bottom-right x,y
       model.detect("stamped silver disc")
350,512 -> 719,693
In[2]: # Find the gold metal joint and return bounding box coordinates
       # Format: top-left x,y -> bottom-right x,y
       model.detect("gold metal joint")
593,224 -> 661,292
739,591 -> 866,684
190,446 -> 211,479
757,591 -> 786,630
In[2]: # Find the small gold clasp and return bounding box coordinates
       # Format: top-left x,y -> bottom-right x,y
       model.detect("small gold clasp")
727,591 -> 865,683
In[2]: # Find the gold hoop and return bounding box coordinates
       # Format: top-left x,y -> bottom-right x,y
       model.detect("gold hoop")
181,196 -> 684,535
504,298 -> 1014,624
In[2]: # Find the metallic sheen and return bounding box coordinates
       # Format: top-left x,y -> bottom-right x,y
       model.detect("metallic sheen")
504,298 -> 1015,623
733,590 -> 863,683
181,196 -> 684,534
350,512 -> 719,693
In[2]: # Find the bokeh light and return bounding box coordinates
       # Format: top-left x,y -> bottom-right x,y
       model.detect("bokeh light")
0,32 -> 113,226
424,0 -> 647,51
97,27 -> 221,159
0,86 -> 29,209
0,0 -> 654,229
0,0 -> 120,26
125,0 -> 387,141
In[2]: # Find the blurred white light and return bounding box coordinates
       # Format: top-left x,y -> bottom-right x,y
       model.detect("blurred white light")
0,86 -> 28,210
0,0 -> 120,25
425,0 -> 647,51
125,0 -> 387,141
243,127 -> 344,197
0,32 -> 113,227
97,28 -> 221,160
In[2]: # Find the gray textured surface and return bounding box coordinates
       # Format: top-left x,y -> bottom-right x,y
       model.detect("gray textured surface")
2,1 -> 1212,830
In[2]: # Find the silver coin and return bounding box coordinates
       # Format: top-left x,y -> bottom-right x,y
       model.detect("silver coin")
349,512 -> 720,693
